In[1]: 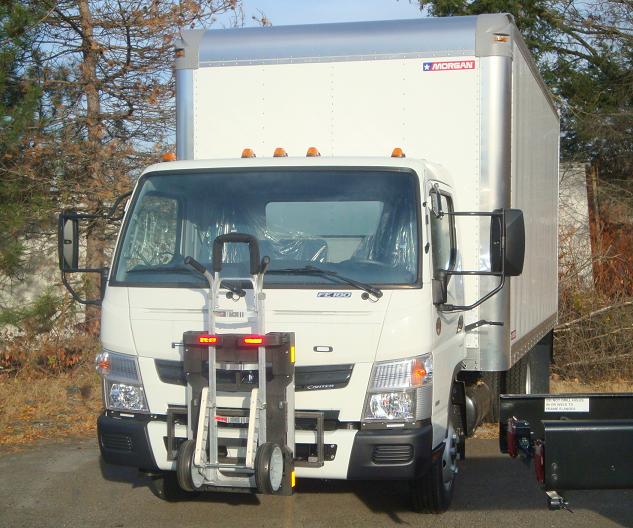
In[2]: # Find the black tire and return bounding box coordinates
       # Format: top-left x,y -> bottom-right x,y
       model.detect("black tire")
255,442 -> 284,494
410,404 -> 461,513
482,371 -> 502,422
529,341 -> 551,394
506,341 -> 551,395
176,439 -> 204,492
148,471 -> 196,502
506,354 -> 530,394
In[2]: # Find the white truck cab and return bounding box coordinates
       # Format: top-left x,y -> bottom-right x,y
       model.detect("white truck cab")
59,15 -> 559,512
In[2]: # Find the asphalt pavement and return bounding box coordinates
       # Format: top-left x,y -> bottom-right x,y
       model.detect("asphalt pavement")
1,437 -> 632,528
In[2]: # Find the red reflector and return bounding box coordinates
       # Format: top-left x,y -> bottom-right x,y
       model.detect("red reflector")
198,335 -> 219,345
241,335 -> 265,346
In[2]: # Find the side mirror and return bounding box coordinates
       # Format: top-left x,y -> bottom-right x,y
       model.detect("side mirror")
58,212 -> 79,271
490,208 -> 525,277
430,186 -> 443,218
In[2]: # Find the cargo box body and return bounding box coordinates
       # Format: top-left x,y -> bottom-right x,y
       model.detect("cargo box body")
174,14 -> 559,371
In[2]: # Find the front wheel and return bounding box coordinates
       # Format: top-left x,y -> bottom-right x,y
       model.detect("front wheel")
410,406 -> 461,513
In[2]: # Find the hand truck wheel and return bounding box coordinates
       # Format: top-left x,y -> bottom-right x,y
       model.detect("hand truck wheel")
255,442 -> 284,494
176,439 -> 205,492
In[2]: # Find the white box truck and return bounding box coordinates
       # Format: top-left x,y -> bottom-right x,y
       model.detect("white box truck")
59,14 -> 560,512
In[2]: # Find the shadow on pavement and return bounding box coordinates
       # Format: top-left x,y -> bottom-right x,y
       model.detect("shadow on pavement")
98,456 -> 261,506
97,443 -> 633,526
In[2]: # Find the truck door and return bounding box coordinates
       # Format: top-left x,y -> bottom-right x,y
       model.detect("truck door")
426,183 -> 465,441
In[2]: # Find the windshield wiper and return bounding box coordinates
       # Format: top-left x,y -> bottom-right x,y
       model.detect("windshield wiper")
128,265 -> 245,297
267,265 -> 383,299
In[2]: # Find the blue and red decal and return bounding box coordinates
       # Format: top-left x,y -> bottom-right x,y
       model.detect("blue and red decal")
422,60 -> 476,72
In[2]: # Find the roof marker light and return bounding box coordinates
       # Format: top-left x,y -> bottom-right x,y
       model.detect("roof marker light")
391,147 -> 406,158
161,152 -> 177,162
241,148 -> 256,158
273,147 -> 288,157
306,147 -> 321,157
494,34 -> 510,43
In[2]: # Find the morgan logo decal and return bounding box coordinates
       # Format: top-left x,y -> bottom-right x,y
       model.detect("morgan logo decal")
423,60 -> 475,72
317,292 -> 351,298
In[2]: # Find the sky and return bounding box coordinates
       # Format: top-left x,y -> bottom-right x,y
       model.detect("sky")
235,0 -> 425,27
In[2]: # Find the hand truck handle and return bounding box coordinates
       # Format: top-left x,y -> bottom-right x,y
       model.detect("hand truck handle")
212,233 -> 261,275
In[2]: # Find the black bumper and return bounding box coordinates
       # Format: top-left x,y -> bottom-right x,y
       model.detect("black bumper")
347,423 -> 434,480
97,413 -> 159,472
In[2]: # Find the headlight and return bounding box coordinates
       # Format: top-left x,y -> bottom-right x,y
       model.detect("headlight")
95,351 -> 149,413
363,354 -> 432,423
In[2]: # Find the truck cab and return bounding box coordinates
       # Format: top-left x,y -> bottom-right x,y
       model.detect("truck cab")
98,155 -> 465,478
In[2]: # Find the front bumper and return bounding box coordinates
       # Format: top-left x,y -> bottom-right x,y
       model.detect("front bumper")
97,413 -> 159,472
347,423 -> 433,480
97,412 -> 434,480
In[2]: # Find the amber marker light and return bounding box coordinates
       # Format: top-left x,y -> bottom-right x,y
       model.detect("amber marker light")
306,147 -> 321,157
161,152 -> 177,162
391,147 -> 406,158
273,147 -> 288,157
241,148 -> 256,158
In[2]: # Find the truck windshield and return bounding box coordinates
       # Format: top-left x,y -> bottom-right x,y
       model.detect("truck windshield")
112,168 -> 420,287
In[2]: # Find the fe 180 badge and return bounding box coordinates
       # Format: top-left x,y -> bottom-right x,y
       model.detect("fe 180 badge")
317,292 -> 352,298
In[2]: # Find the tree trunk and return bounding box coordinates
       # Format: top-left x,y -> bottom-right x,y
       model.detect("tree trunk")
78,0 -> 105,333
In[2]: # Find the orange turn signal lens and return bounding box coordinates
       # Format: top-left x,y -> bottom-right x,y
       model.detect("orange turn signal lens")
411,358 -> 427,385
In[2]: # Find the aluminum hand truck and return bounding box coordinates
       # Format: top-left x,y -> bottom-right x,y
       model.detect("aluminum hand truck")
176,233 -> 295,495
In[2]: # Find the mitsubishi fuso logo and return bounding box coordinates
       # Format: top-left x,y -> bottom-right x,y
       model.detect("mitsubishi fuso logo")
317,292 -> 352,298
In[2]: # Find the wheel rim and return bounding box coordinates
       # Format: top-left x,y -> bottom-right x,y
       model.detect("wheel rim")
441,419 -> 458,490
268,446 -> 284,492
525,361 -> 532,394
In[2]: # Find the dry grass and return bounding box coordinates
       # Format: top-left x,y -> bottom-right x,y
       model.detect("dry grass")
0,360 -> 101,451
551,376 -> 631,394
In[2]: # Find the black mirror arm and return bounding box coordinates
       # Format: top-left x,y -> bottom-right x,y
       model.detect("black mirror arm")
438,272 -> 506,312
61,268 -> 108,306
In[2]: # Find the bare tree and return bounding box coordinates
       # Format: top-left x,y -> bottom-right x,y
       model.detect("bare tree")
32,0 -> 244,328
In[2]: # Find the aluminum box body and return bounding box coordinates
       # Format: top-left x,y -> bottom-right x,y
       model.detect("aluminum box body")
173,14 -> 559,371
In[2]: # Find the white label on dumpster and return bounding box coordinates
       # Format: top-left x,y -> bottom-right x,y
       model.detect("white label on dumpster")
544,397 -> 590,413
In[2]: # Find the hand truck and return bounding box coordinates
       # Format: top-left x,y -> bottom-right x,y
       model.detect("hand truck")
176,233 -> 295,494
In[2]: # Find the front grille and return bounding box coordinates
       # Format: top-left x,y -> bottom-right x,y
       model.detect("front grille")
102,433 -> 133,452
371,444 -> 413,464
155,360 -> 354,392
295,364 -> 353,391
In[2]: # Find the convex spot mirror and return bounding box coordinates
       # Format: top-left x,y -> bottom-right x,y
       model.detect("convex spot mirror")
490,208 -> 525,277
430,184 -> 443,218
58,213 -> 79,271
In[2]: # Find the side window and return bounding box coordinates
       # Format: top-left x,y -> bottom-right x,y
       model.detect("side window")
429,190 -> 456,277
122,194 -> 180,270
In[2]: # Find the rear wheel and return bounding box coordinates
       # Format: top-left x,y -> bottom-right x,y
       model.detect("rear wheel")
410,404 -> 461,513
506,340 -> 551,395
